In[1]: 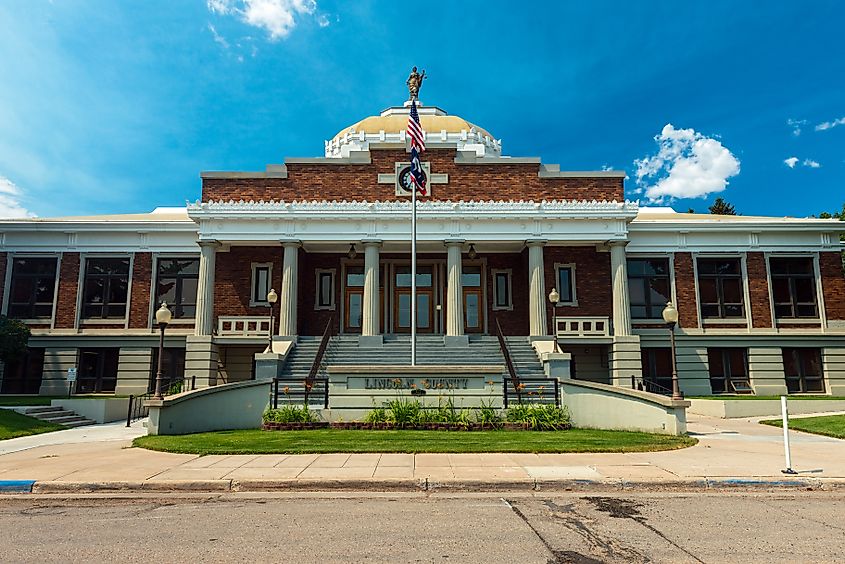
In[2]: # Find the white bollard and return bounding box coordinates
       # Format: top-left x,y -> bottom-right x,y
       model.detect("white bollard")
781,395 -> 797,475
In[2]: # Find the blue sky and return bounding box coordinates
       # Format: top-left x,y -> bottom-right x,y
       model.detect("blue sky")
0,1 -> 843,218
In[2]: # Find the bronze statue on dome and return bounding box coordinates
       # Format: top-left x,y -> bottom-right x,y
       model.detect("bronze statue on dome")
407,67 -> 426,100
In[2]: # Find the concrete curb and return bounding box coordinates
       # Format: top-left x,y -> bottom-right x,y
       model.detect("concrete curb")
10,477 -> 844,495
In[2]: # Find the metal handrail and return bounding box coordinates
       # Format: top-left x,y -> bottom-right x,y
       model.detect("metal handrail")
503,377 -> 560,407
272,377 -> 329,409
126,375 -> 195,427
494,316 -> 522,407
631,375 -> 674,396
305,315 -> 335,405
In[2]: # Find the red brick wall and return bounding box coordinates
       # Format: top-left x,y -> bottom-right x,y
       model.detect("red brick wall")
543,246 -> 612,318
214,247 -> 284,331
673,252 -> 699,329
299,251 -> 343,336
54,253 -> 79,328
820,251 -> 845,320
129,253 -> 152,328
746,252 -> 773,328
202,149 -> 624,203
485,251 -> 529,336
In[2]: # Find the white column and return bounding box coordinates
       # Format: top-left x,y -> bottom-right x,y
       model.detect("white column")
362,240 -> 381,337
527,240 -> 547,337
277,241 -> 301,337
445,240 -> 465,337
610,241 -> 632,337
194,240 -> 218,336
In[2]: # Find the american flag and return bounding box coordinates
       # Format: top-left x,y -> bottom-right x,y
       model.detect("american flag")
407,101 -> 427,196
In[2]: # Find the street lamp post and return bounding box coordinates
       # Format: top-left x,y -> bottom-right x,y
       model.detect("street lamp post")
548,287 -> 560,351
153,302 -> 172,399
661,301 -> 683,400
267,288 -> 278,352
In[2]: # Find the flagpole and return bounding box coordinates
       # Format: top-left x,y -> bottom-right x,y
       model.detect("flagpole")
411,166 -> 417,367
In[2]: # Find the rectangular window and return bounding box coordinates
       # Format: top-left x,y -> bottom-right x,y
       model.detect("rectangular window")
492,269 -> 512,310
0,347 -> 45,395
315,269 -> 336,310
76,348 -> 119,394
707,348 -> 750,394
770,257 -> 818,319
250,263 -> 273,306
640,348 -> 673,395
554,264 -> 576,304
155,258 -> 200,319
82,257 -> 130,319
8,257 -> 58,319
697,257 -> 745,319
782,348 -> 825,393
461,266 -> 482,288
628,258 -> 671,319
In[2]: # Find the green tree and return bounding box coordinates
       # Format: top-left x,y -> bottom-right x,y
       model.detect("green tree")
819,202 -> 845,271
708,197 -> 737,215
0,316 -> 30,364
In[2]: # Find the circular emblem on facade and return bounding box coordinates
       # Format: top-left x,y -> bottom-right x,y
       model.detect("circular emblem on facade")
398,165 -> 426,193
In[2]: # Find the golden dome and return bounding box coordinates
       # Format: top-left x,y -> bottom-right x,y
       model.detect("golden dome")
330,113 -> 494,144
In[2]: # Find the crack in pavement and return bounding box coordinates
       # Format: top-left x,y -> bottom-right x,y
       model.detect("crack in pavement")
583,497 -> 704,564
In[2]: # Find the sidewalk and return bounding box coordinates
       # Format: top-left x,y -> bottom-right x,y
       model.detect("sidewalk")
1,414 -> 844,493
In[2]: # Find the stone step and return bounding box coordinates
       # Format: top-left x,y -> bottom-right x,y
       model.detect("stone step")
40,415 -> 87,424
61,419 -> 96,428
23,406 -> 65,415
32,409 -> 75,420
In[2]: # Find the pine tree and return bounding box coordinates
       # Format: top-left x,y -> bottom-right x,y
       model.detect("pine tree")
708,197 -> 737,215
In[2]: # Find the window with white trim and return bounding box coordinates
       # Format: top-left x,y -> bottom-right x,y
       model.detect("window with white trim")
491,269 -> 512,310
315,269 -> 336,310
769,257 -> 818,319
554,263 -> 577,305
250,263 -> 273,307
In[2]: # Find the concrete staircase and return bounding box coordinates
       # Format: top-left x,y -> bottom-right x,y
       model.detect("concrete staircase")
504,336 -> 548,380
21,406 -> 95,428
278,336 -> 323,380
323,335 -> 506,366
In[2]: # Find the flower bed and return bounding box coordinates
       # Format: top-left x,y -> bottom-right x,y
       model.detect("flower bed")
261,421 -> 572,432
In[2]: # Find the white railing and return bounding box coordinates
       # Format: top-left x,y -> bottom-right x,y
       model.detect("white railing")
554,316 -> 611,338
217,316 -> 271,337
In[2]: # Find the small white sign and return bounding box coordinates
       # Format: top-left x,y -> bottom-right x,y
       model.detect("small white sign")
67,367 -> 78,382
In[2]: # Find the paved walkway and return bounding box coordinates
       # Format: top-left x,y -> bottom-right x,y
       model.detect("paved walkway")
0,414 -> 843,490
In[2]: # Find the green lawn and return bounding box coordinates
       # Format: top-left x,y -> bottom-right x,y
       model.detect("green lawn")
0,410 -> 64,440
688,396 -> 845,401
761,415 -> 845,440
133,429 -> 697,455
0,396 -> 59,406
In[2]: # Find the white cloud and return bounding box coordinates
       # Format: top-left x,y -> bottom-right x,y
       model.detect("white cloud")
815,116 -> 845,131
0,176 -> 35,218
784,156 -> 821,169
207,0 -> 318,40
317,14 -> 330,27
787,118 -> 806,136
207,23 -> 230,49
634,124 -> 740,203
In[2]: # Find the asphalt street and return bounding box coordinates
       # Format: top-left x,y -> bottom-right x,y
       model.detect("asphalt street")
0,492 -> 842,563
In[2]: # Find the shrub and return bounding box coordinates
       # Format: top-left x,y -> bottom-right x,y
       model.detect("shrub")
506,404 -> 570,431
364,406 -> 387,424
263,406 -> 319,424
0,316 -> 30,364
386,398 -> 421,427
477,400 -> 504,428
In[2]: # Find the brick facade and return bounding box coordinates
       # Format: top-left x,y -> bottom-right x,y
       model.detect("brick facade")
746,252 -> 773,328
820,251 -> 845,320
213,247 -> 285,332
54,253 -> 79,329
202,149 -> 624,204
543,246 -> 613,318
485,251 -> 529,336
129,252 -> 152,328
673,252 -> 699,329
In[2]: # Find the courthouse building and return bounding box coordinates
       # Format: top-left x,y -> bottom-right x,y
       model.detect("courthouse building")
1,95 -> 844,399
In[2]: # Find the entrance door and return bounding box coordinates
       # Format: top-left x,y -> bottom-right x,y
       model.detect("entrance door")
393,265 -> 434,333
461,265 -> 484,333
